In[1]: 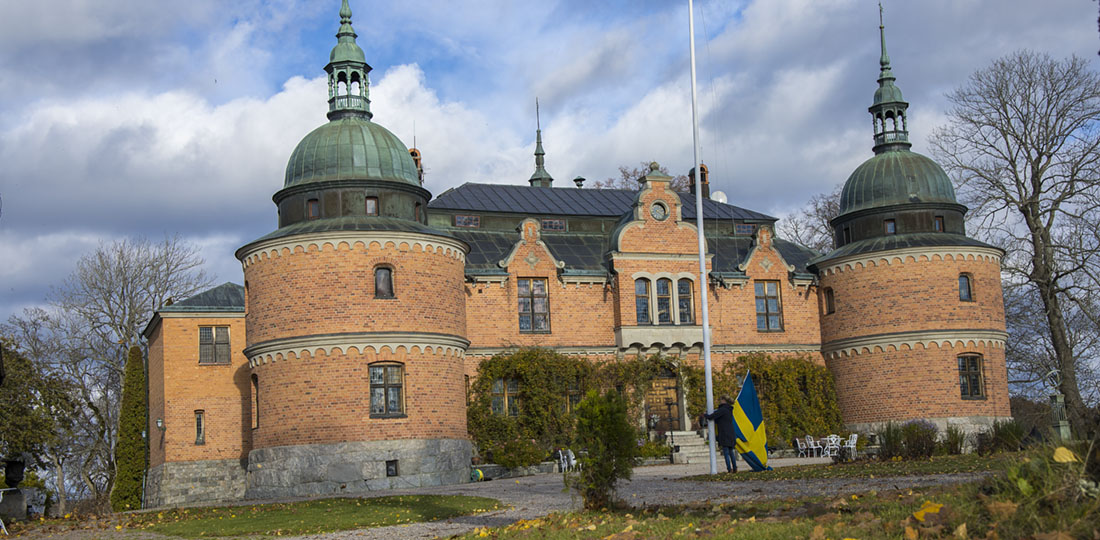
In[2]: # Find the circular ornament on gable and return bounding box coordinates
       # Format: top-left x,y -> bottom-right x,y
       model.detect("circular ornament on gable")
650,201 -> 669,221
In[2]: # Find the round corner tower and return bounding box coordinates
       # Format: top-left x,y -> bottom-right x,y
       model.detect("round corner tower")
811,11 -> 1010,436
235,0 -> 470,498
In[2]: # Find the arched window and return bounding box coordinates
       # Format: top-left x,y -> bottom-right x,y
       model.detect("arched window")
369,363 -> 404,416
251,374 -> 259,429
824,287 -> 835,315
375,266 -> 394,298
635,278 -> 651,324
677,279 -> 694,324
365,196 -> 378,216
656,278 -> 673,324
959,274 -> 973,301
307,198 -> 320,220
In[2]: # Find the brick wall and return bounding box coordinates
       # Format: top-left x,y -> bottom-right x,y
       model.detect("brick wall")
147,315 -> 250,467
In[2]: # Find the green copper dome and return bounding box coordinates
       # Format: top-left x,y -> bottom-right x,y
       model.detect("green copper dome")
284,116 -> 420,187
838,149 -> 957,215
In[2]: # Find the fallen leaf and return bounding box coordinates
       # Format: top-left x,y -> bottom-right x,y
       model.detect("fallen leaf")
905,526 -> 919,540
985,501 -> 1017,519
1053,447 -> 1079,463
912,501 -> 944,522
1034,532 -> 1075,540
810,525 -> 826,540
955,523 -> 968,539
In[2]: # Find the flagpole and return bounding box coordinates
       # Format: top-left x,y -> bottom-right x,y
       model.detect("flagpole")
687,0 -> 717,475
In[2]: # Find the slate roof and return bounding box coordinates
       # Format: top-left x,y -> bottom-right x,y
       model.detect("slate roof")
808,232 -> 998,269
429,183 -> 776,221
708,237 -> 818,277
160,282 -> 245,313
453,230 -> 610,275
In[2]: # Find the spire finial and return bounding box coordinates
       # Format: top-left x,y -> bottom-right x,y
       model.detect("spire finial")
325,0 -> 371,120
878,3 -> 892,74
529,98 -> 553,187
868,3 -> 911,154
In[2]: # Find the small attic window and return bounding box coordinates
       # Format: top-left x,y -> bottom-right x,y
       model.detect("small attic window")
934,216 -> 944,232
884,219 -> 896,235
541,219 -> 565,231
307,199 -> 320,220
455,215 -> 480,228
735,224 -> 756,236
365,197 -> 378,216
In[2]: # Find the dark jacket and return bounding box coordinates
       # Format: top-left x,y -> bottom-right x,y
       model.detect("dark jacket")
703,403 -> 736,448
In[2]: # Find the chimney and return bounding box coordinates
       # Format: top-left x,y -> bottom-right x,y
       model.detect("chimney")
573,176 -> 585,188
688,164 -> 710,198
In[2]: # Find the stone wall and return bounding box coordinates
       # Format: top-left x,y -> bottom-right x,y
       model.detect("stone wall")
143,458 -> 247,508
245,439 -> 471,500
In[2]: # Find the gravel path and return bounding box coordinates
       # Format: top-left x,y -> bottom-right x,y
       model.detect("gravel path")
14,458 -> 987,540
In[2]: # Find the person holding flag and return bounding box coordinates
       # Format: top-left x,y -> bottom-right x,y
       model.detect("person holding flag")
732,371 -> 773,471
701,395 -> 738,473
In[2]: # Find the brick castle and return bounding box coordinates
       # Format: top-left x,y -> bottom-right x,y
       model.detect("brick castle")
141,1 -> 1010,506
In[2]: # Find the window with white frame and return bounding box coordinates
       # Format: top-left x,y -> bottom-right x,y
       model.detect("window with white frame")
633,276 -> 696,326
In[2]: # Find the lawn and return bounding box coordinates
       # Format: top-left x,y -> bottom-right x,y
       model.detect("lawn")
686,452 -> 1015,481
122,494 -> 505,537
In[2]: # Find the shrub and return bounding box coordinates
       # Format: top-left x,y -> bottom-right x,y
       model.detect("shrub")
902,420 -> 938,459
941,425 -> 967,455
491,439 -> 545,469
877,421 -> 904,460
636,439 -> 670,460
111,345 -> 147,511
990,419 -> 1026,452
567,390 -> 637,510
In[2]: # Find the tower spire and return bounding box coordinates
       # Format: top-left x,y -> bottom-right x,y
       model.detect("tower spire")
529,98 -> 554,187
868,3 -> 910,154
325,0 -> 373,120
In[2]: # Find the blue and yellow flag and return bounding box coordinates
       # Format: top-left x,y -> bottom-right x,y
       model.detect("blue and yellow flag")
732,371 -> 772,471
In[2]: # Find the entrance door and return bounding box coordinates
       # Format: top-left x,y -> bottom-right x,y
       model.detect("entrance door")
645,369 -> 681,433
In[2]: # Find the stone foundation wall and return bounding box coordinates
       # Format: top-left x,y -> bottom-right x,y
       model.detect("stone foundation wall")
245,438 -> 471,500
144,458 -> 247,508
847,415 -> 1012,438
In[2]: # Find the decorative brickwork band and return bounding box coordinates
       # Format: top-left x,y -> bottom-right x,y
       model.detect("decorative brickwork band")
823,329 -> 1007,359
238,231 -> 468,268
817,246 -> 1003,276
246,331 -> 470,367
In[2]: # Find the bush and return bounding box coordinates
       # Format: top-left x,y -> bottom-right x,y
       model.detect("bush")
111,345 -> 146,511
991,419 -> 1026,452
567,390 -> 637,510
636,439 -> 670,460
902,420 -> 938,459
941,425 -> 967,455
877,421 -> 904,460
491,439 -> 545,469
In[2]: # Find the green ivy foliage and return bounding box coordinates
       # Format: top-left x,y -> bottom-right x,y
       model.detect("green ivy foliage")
567,390 -> 638,510
111,345 -> 146,511
682,354 -> 843,449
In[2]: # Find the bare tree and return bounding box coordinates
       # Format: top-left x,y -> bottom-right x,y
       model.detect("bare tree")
591,161 -> 691,192
931,50 -> 1100,436
776,185 -> 842,253
3,235 -> 213,510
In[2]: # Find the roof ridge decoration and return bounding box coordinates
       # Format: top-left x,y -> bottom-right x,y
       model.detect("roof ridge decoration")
497,218 -> 566,270
528,99 -> 554,187
326,0 -> 373,120
869,3 -> 910,154
736,225 -> 796,274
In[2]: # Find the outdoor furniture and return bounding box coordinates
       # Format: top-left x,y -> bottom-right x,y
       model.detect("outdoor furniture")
795,438 -> 808,457
0,487 -> 15,536
841,434 -> 858,460
806,435 -> 823,457
823,434 -> 842,457
558,448 -> 578,472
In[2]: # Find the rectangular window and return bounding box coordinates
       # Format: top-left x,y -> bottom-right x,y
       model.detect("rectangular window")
195,410 -> 205,445
199,326 -> 230,365
454,215 -> 480,228
251,375 -> 259,429
958,355 -> 985,399
365,197 -> 378,216
491,378 -> 521,416
307,199 -> 320,220
843,227 -> 852,244
385,459 -> 399,477
656,278 -> 672,325
959,274 -> 974,301
369,364 -> 404,416
518,278 -> 550,333
734,223 -> 756,236
884,219 -> 896,234
824,288 -> 836,315
677,279 -> 694,324
754,281 -> 783,331
934,216 -> 944,232
564,382 -> 582,413
635,279 -> 650,324
540,218 -> 566,231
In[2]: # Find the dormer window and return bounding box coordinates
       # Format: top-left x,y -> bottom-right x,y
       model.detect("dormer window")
934,216 -> 944,232
365,197 -> 378,216
307,199 -> 320,220
884,219 -> 896,235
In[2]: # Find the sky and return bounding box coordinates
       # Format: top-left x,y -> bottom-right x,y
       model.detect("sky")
0,0 -> 1097,322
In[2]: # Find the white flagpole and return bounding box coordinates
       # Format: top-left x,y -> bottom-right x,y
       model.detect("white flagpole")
687,0 -> 717,475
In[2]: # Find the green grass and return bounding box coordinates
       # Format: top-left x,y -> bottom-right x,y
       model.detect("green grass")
124,495 -> 505,537
685,452 -> 1015,481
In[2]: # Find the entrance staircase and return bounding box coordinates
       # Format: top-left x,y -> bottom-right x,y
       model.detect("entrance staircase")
667,430 -> 713,464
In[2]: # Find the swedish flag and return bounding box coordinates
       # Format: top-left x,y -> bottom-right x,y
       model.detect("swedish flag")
732,371 -> 772,471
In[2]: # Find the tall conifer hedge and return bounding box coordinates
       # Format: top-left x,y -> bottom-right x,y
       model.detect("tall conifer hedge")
111,345 -> 146,511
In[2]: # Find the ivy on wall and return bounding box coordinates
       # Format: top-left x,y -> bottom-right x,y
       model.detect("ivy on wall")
683,354 -> 843,448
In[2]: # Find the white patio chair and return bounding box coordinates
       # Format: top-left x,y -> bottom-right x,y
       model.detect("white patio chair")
795,438 -> 808,457
823,434 -> 841,457
806,435 -> 823,457
841,434 -> 858,460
